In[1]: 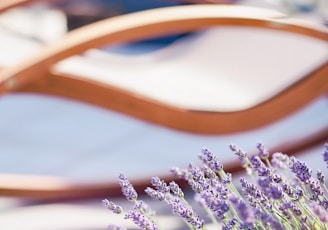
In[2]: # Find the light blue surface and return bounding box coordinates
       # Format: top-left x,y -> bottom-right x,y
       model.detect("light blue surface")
0,93 -> 327,182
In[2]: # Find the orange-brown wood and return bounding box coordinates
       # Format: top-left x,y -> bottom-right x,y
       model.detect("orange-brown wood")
0,5 -> 327,134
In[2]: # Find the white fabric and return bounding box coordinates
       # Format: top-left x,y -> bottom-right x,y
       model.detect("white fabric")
0,5 -> 66,67
56,26 -> 328,111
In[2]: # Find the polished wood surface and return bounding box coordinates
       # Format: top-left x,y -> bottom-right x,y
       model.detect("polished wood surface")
0,5 -> 327,134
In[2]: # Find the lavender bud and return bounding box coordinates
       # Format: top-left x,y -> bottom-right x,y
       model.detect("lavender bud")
199,148 -> 223,172
223,217 -> 238,230
310,202 -> 328,223
222,173 -> 232,184
169,199 -> 204,228
323,143 -> 328,168
267,184 -> 283,200
102,199 -> 123,214
151,176 -> 169,193
309,179 -> 324,197
316,170 -> 325,183
229,195 -> 255,225
134,200 -> 156,217
271,152 -> 289,170
229,144 -> 247,158
169,181 -> 184,198
229,144 -> 251,169
119,173 -> 138,202
170,167 -> 189,180
145,187 -> 166,201
124,210 -> 158,230
289,157 -> 312,184
256,142 -> 269,159
202,190 -> 229,219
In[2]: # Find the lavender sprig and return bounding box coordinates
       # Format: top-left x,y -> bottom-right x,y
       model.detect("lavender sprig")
104,143 -> 328,230
104,173 -> 161,230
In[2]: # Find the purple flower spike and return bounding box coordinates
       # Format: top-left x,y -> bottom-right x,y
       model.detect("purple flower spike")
145,187 -> 166,201
223,218 -> 237,230
199,148 -> 223,172
119,173 -> 138,202
151,176 -> 169,193
256,142 -> 269,160
229,144 -> 247,158
169,181 -> 184,198
317,170 -> 325,183
202,190 -> 229,219
102,199 -> 123,214
229,144 -> 251,169
170,167 -> 189,180
310,202 -> 328,223
134,200 -> 156,217
229,195 -> 255,225
169,199 -> 204,229
250,156 -> 271,177
125,210 -> 158,230
271,152 -> 290,170
289,157 -> 312,184
267,184 -> 283,200
323,143 -> 328,168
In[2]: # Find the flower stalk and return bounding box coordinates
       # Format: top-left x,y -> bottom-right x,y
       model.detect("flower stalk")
104,143 -> 328,230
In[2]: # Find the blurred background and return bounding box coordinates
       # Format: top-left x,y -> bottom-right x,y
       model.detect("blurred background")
0,0 -> 327,229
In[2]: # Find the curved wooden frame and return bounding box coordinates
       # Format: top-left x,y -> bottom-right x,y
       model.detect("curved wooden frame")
0,4 -> 327,199
0,4 -> 327,134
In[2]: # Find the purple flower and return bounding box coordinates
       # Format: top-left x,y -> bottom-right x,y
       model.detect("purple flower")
256,142 -> 269,160
119,173 -> 138,202
289,157 -> 312,184
267,184 -> 283,199
222,172 -> 232,184
202,165 -> 220,187
169,181 -> 184,198
317,170 -> 325,183
257,175 -> 272,189
278,201 -> 293,220
222,218 -> 237,230
134,200 -> 156,217
250,156 -> 271,177
229,144 -> 251,169
170,167 -> 189,180
188,163 -> 209,191
144,187 -> 166,201
254,209 -> 283,230
104,144 -> 328,230
309,178 -> 324,199
215,182 -> 229,200
124,210 -> 158,230
271,152 -> 290,170
323,143 -> 328,168
229,195 -> 255,225
272,173 -> 283,183
150,176 -> 169,193
199,148 -> 223,172
281,182 -> 293,197
310,202 -> 328,223
202,190 -> 229,219
102,199 -> 123,214
169,199 -> 204,229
